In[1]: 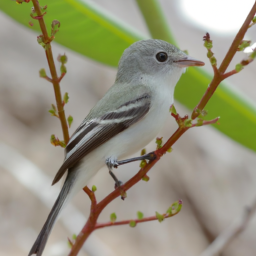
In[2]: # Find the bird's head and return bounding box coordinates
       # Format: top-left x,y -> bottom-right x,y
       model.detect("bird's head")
116,39 -> 204,84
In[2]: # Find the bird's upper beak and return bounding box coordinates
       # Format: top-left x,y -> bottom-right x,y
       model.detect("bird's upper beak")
174,56 -> 205,67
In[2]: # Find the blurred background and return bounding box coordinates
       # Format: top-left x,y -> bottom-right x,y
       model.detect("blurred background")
0,0 -> 256,256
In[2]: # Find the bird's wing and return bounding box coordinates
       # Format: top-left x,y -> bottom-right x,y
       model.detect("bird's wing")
52,93 -> 151,185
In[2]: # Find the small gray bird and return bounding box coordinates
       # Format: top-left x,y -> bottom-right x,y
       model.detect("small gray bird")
29,39 -> 204,256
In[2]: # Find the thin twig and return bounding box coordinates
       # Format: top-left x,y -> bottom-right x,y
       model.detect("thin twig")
192,2 -> 256,119
199,199 -> 256,256
95,211 -> 180,230
31,0 -> 69,144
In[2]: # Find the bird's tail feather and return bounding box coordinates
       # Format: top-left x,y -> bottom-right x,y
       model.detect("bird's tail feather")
28,171 -> 77,256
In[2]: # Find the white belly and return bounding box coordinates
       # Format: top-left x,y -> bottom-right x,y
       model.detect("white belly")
71,89 -> 173,195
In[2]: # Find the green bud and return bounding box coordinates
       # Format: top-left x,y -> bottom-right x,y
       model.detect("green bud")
167,147 -> 172,153
196,119 -> 204,126
166,207 -> 172,215
67,116 -> 73,128
183,50 -> 189,55
141,148 -> 146,156
39,68 -> 46,77
48,109 -> 55,116
92,185 -> 97,192
169,104 -> 177,115
155,212 -> 164,223
58,54 -> 68,64
72,234 -> 77,240
250,51 -> 256,59
50,134 -> 56,144
59,141 -> 66,148
184,119 -> 192,127
110,213 -> 117,223
155,137 -> 163,149
60,64 -> 67,74
129,220 -> 136,227
142,175 -> 150,182
238,40 -> 251,51
204,41 -> 212,49
137,211 -> 144,220
63,92 -> 69,104
210,56 -> 217,66
51,104 -> 57,112
170,200 -> 183,214
140,160 -> 147,168
52,20 -> 60,29
51,20 -> 60,37
235,63 -> 243,72
48,104 -> 57,117
37,35 -> 46,48
207,51 -> 213,58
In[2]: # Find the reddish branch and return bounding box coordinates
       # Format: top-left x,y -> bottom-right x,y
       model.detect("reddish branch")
68,114 -> 219,256
191,1 -> 256,119
95,201 -> 182,230
31,0 -> 70,144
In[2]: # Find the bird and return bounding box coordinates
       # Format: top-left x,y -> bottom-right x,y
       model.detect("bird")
28,39 -> 204,256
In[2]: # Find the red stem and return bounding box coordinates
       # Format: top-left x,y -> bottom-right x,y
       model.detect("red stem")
95,212 -> 180,230
191,2 -> 256,119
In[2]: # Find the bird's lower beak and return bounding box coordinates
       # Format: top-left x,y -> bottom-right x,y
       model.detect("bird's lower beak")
174,56 -> 205,67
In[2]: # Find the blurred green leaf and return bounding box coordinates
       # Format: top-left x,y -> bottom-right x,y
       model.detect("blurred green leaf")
137,211 -> 144,220
110,212 -> 117,223
0,0 -> 143,66
1,0 -> 256,151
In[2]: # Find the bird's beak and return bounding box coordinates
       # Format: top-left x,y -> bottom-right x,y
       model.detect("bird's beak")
174,56 -> 205,67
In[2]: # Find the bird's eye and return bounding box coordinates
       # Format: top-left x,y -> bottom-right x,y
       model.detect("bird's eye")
156,52 -> 168,62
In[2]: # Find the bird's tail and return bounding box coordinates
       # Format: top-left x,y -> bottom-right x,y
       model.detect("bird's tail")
28,170 -> 77,256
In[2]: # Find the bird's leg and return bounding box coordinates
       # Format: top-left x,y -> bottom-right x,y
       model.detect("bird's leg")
105,158 -> 123,188
116,152 -> 156,166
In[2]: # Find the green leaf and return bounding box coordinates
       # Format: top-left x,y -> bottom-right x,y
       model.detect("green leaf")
169,104 -> 177,115
60,64 -> 67,74
39,68 -> 46,77
92,185 -> 97,192
63,92 -> 69,104
167,147 -> 172,153
49,104 -> 57,117
1,0 -> 143,66
58,54 -> 68,64
155,211 -> 164,223
155,137 -> 163,149
139,160 -> 147,168
137,211 -> 144,220
141,175 -> 150,182
166,200 -> 183,216
235,63 -> 243,72
129,220 -> 136,227
67,115 -> 73,128
140,148 -> 146,156
184,118 -> 192,128
110,213 -> 117,223
72,234 -> 77,240
48,109 -> 55,116
2,0 -> 256,152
